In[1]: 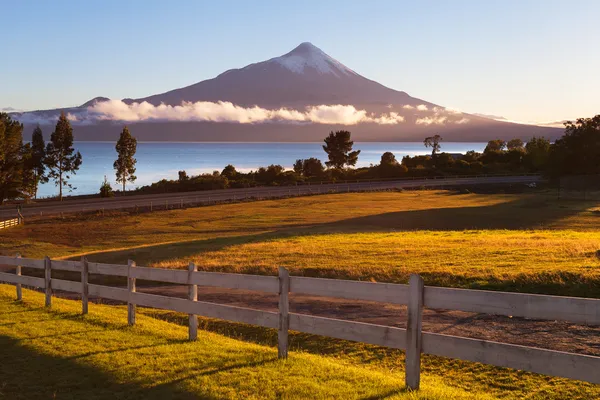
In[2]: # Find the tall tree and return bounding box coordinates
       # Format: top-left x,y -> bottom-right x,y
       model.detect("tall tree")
423,135 -> 442,157
484,139 -> 507,153
30,126 -> 47,198
380,152 -> 398,166
525,136 -> 551,170
322,130 -> 360,169
549,115 -> 600,176
221,164 -> 238,179
21,143 -> 37,201
294,158 -> 325,178
0,113 -> 25,204
507,138 -> 525,150
45,112 -> 82,201
114,126 -> 137,191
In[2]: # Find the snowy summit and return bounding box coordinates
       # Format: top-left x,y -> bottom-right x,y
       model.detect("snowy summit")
270,42 -> 355,77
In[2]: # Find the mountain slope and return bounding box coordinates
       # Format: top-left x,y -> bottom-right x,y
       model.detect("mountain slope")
134,42 -> 420,108
11,42 -> 562,142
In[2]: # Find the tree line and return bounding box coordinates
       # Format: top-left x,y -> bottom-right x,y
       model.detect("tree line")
1,112 -> 598,202
0,112 -> 137,203
136,116 -> 600,194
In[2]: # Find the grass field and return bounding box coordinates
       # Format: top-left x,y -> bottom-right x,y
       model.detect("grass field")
2,190 -> 599,296
2,285 -> 599,400
0,285 -> 497,400
1,189 -> 599,398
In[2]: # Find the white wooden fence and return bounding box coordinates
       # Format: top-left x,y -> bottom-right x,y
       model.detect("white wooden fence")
0,254 -> 599,390
0,217 -> 20,230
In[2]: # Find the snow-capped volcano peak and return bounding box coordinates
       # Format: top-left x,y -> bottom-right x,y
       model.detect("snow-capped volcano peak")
270,42 -> 355,77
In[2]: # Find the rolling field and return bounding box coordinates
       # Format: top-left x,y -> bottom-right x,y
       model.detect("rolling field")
2,190 -> 599,295
1,189 -> 599,398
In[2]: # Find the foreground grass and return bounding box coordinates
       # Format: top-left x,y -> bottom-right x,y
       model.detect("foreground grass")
0,285 -> 495,400
1,191 -> 599,398
1,285 -> 598,399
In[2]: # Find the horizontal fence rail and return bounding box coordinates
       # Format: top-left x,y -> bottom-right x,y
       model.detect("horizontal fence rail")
0,254 -> 598,390
0,218 -> 20,229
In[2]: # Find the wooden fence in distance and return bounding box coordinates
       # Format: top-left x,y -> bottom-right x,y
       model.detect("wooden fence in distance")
0,218 -> 20,230
0,254 -> 599,390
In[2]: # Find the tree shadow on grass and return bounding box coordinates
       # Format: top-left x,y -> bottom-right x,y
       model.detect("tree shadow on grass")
359,387 -> 410,400
75,194 -> 598,270
0,335 -> 219,400
316,194 -> 599,232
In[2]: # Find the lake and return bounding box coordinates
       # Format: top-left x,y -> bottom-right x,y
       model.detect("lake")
36,142 -> 486,198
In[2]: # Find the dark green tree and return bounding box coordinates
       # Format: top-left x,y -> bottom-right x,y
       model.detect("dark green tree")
21,143 -> 37,200
423,135 -> 442,157
0,113 -> 25,204
99,175 -> 114,198
293,159 -> 304,174
380,152 -> 398,166
525,136 -> 551,171
295,158 -> 325,178
549,116 -> 600,176
463,150 -> 481,163
379,152 -> 405,178
322,130 -> 360,169
507,138 -> 525,150
302,158 -> 325,178
45,112 -> 83,201
114,126 -> 137,191
484,139 -> 507,153
30,125 -> 47,198
221,164 -> 238,179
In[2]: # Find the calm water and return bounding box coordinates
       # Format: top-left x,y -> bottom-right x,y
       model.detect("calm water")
37,142 -> 486,197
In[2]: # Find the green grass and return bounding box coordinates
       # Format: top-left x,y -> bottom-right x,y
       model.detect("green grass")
3,190 -> 597,296
1,190 -> 599,398
0,285 -> 500,400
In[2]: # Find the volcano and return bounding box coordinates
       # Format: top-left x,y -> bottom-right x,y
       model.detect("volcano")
12,42 -> 561,142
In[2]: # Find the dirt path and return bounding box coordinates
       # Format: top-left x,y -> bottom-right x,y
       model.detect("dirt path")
2,268 -> 596,356
114,284 -> 600,356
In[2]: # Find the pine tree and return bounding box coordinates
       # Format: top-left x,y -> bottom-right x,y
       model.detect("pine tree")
45,112 -> 82,201
322,130 -> 360,170
0,113 -> 25,204
21,143 -> 37,201
114,126 -> 137,192
30,125 -> 47,198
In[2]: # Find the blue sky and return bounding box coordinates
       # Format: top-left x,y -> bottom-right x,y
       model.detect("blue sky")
1,0 -> 598,123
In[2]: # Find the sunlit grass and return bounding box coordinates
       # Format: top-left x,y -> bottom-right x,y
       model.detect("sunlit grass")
1,191 -> 599,398
147,230 -> 600,296
0,285 -> 501,400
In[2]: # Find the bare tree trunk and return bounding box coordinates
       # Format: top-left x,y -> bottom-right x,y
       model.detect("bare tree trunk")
123,179 -> 125,193
59,162 -> 63,201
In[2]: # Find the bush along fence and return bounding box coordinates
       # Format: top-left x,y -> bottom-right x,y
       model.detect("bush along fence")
0,254 -> 599,390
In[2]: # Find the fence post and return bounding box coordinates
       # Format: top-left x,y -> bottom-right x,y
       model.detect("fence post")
44,256 -> 52,307
405,274 -> 424,390
81,256 -> 89,315
278,267 -> 290,359
15,253 -> 22,300
127,260 -> 136,326
188,262 -> 198,341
